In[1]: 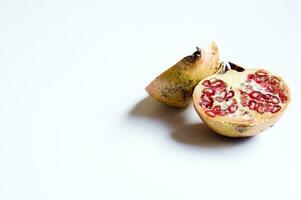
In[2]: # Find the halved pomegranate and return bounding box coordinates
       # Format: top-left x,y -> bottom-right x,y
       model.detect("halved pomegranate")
193,63 -> 291,137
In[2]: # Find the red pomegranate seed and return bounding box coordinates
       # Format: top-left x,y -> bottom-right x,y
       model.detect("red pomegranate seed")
212,105 -> 221,113
200,101 -> 209,109
254,76 -> 262,84
200,101 -> 213,109
241,97 -> 249,107
212,105 -> 227,116
200,94 -> 213,104
201,94 -> 212,102
249,91 -> 262,100
255,70 -> 268,76
202,80 -> 211,87
269,96 -> 280,104
264,103 -> 274,112
264,84 -> 276,94
200,94 -> 213,109
202,88 -> 215,96
256,102 -> 264,114
225,90 -> 235,100
271,105 -> 281,113
248,100 -> 257,110
255,75 -> 268,84
205,110 -> 216,117
279,93 -> 288,103
211,79 -> 223,86
240,90 -> 248,97
262,94 -> 273,102
269,76 -> 280,88
247,74 -> 255,80
228,104 -> 238,113
211,79 -> 226,90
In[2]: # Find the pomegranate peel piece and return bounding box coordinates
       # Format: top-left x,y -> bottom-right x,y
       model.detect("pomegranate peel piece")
146,42 -> 220,108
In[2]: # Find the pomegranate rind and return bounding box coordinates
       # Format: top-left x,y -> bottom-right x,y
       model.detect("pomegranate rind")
146,42 -> 220,108
193,68 -> 291,137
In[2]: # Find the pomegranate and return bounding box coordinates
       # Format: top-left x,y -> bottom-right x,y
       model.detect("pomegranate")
146,42 -> 220,108
193,63 -> 291,137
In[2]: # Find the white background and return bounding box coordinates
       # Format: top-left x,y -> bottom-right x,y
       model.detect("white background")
0,0 -> 300,199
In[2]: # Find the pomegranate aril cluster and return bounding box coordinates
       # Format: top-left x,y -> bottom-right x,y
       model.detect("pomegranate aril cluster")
200,78 -> 238,117
241,70 -> 288,114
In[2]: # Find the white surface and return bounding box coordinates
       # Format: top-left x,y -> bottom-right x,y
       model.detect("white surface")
0,0 -> 300,199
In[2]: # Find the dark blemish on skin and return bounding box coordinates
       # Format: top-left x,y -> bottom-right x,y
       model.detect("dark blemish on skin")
235,125 -> 248,133
160,79 -> 196,102
161,86 -> 188,101
180,88 -> 191,101
270,125 -> 274,128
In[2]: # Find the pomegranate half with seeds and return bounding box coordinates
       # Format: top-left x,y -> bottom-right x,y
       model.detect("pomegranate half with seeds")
193,63 -> 291,137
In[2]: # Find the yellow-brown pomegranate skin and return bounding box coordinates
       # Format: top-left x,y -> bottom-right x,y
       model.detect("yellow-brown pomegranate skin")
146,42 -> 220,108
